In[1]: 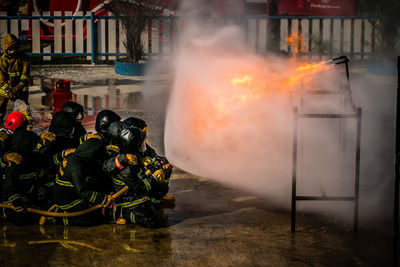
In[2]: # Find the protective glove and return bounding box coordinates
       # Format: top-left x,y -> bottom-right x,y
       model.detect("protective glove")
40,132 -> 56,144
12,82 -> 24,94
4,152 -> 22,166
162,163 -> 173,177
61,148 -> 76,158
0,131 -> 8,142
102,195 -> 115,208
153,169 -> 165,182
86,133 -> 102,140
120,153 -> 138,166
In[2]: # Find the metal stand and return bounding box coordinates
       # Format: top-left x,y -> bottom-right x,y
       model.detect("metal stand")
394,56 -> 400,267
291,56 -> 361,232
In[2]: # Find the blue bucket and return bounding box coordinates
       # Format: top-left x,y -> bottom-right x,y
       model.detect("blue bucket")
114,59 -> 147,76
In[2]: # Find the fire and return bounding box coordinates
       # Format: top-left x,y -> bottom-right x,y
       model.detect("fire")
231,74 -> 253,86
286,32 -> 305,57
209,60 -> 332,121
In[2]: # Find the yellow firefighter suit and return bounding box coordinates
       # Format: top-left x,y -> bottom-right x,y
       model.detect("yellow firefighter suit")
0,33 -> 30,123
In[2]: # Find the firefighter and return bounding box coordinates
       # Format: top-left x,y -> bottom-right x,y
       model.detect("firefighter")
94,110 -> 121,144
103,125 -> 160,228
1,129 -> 44,225
122,117 -> 173,206
37,111 -> 78,164
52,138 -> 113,226
35,111 -> 79,205
61,101 -> 87,141
0,34 -> 30,125
0,111 -> 29,155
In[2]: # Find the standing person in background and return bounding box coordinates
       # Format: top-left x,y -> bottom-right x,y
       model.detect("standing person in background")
0,34 -> 30,126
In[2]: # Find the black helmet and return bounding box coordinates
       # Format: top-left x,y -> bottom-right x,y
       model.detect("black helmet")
95,110 -> 121,139
123,117 -> 147,138
108,121 -> 127,146
123,117 -> 147,130
119,126 -> 145,153
49,111 -> 75,138
62,101 -> 85,122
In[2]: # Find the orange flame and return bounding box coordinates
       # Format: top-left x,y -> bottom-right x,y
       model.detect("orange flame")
210,61 -> 332,120
286,32 -> 305,57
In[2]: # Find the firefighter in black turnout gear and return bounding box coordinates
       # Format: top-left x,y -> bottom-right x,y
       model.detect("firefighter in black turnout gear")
0,111 -> 29,158
1,129 -> 44,225
53,138 -> 113,226
103,124 -> 159,227
62,101 -> 87,141
123,117 -> 173,206
35,111 -> 80,205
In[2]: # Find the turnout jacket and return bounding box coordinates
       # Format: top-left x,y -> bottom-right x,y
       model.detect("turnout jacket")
103,146 -> 168,203
1,130 -> 43,209
37,111 -> 81,172
103,146 -> 150,197
0,34 -> 30,98
53,139 -> 108,210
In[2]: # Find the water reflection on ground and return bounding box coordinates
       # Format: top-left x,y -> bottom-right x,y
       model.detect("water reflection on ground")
28,77 -> 167,152
33,78 -> 144,115
0,220 -> 173,266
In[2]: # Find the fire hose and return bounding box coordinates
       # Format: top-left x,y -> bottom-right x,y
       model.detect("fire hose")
0,185 -> 128,218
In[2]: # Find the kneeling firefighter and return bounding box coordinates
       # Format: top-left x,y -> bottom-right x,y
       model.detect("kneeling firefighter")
53,138 -> 113,226
103,124 -> 159,228
1,129 -> 44,225
123,117 -> 173,206
0,111 -> 29,156
36,111 -> 79,206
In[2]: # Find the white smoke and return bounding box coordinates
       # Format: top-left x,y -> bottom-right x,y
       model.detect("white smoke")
145,2 -> 396,224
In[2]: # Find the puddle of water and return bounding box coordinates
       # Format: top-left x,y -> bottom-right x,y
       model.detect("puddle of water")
32,78 -> 144,112
0,221 -> 173,265
28,78 -> 148,131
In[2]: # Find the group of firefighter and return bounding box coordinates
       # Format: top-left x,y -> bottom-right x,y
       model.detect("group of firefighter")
0,34 -> 173,228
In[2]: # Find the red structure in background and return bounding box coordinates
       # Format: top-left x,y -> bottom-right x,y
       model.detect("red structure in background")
277,0 -> 356,16
52,80 -> 72,115
25,0 -> 178,41
26,0 -> 107,40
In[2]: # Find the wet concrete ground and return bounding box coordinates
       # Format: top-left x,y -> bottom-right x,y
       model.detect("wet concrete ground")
0,170 -> 392,266
0,64 -> 395,266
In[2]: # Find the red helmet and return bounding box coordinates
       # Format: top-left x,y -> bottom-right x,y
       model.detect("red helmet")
5,112 -> 27,131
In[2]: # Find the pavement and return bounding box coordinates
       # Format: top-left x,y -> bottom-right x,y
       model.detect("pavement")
0,64 -> 395,266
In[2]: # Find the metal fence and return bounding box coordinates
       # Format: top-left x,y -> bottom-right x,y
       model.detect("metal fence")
0,12 -> 377,63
